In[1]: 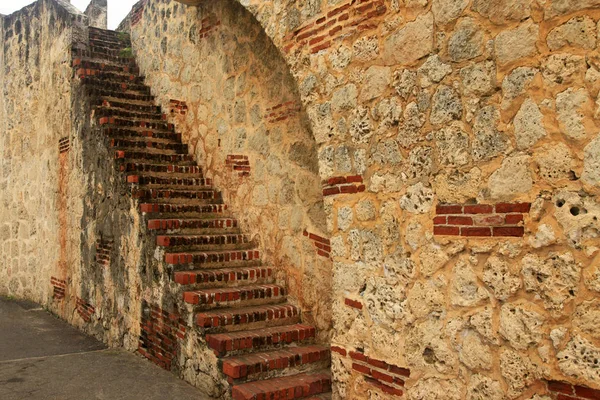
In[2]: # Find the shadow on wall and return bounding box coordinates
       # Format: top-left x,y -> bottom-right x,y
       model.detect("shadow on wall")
128,0 -> 333,337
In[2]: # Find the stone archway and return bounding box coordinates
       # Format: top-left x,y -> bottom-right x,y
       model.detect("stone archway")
128,0 -> 333,338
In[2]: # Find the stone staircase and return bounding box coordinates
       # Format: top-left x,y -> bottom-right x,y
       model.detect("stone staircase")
73,27 -> 332,400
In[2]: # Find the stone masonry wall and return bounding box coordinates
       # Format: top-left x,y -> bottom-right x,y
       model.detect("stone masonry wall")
163,0 -> 600,398
0,0 -> 86,307
128,0 -> 333,338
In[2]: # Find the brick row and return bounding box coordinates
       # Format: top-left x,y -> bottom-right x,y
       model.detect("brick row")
436,203 -> 532,215
121,163 -> 201,175
147,218 -> 238,231
131,188 -> 218,201
157,233 -> 246,247
231,371 -> 331,400
174,266 -> 273,287
434,225 -> 525,237
127,175 -> 210,187
184,284 -> 285,306
114,150 -> 195,164
196,304 -> 300,329
164,249 -> 260,266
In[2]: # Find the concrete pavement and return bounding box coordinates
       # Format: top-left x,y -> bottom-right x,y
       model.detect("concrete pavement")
0,296 -> 207,400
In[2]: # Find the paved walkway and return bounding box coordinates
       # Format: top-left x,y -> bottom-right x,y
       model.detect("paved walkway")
0,297 -> 207,400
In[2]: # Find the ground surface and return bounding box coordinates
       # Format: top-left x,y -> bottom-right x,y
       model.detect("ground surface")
0,296 -> 207,400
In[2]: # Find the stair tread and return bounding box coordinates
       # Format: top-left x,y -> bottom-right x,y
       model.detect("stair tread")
184,284 -> 286,306
222,345 -> 330,380
196,303 -> 300,329
174,266 -> 274,286
231,371 -> 331,400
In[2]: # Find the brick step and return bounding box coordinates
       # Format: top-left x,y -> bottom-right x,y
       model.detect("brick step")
158,235 -> 254,252
157,233 -> 248,248
83,77 -> 150,94
140,203 -> 225,215
127,175 -> 211,187
105,127 -> 181,142
196,303 -> 300,331
206,324 -> 316,357
115,150 -> 195,165
89,27 -> 128,38
89,37 -> 131,49
147,217 -> 238,232
95,106 -> 163,121
174,266 -> 274,289
120,162 -> 202,175
165,249 -> 260,266
305,394 -> 332,400
111,139 -> 187,154
100,116 -> 173,131
73,48 -> 133,65
221,345 -> 330,382
131,187 -> 220,202
184,284 -> 286,309
88,45 -> 131,59
231,371 -> 331,400
98,99 -> 159,115
86,86 -> 154,102
73,58 -> 139,75
76,68 -> 144,84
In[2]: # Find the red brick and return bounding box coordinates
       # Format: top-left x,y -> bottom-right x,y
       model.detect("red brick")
368,358 -> 388,370
574,385 -> 600,399
346,175 -> 363,183
331,346 -> 347,356
340,184 -> 358,194
493,226 -> 524,237
473,215 -> 505,226
557,395 -> 579,400
448,216 -> 473,225
345,298 -> 363,309
323,187 -> 340,196
433,216 -> 446,225
433,226 -> 460,236
352,362 -> 371,375
350,351 -> 368,362
505,214 -> 524,224
436,204 -> 463,214
495,202 -> 531,213
461,227 -> 492,237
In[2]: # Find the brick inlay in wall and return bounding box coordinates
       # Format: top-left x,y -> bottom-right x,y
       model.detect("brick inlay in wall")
59,137 -> 70,153
198,16 -> 221,39
546,380 -> 600,399
331,346 -> 408,397
345,298 -> 363,309
139,302 -> 186,371
283,0 -> 387,54
51,277 -> 66,300
226,155 -> 250,177
265,101 -> 301,123
130,0 -> 147,26
96,238 -> 114,267
169,99 -> 188,115
76,297 -> 95,322
322,175 -> 365,196
434,203 -> 531,237
303,230 -> 331,258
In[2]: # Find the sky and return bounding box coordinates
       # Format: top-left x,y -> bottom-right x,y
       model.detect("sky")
0,0 -> 139,29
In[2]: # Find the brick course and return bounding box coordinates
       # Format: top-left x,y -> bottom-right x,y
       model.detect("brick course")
76,297 -> 95,322
322,175 -> 365,197
51,277 -> 66,300
226,155 -> 251,177
138,302 -> 186,371
434,202 -> 530,237
303,230 -> 331,258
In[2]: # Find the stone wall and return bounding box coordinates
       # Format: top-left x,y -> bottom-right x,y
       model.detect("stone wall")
159,0 -> 600,398
128,0 -> 333,337
84,0 -> 107,29
0,0 -> 85,306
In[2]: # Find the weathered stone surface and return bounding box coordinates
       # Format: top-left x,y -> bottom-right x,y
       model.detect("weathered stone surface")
483,256 -> 521,301
552,190 -> 600,248
459,330 -> 492,370
359,66 -> 391,103
521,252 -> 581,315
534,142 -> 574,182
460,61 -> 496,96
407,277 -> 446,319
502,67 -> 538,108
573,300 -> 600,339
514,99 -> 546,149
432,0 -> 469,25
472,106 -> 509,161
500,350 -> 539,399
488,154 -> 533,199
435,122 -> 470,167
408,377 -> 463,400
545,0 -> 600,19
448,18 -> 484,62
405,318 -> 458,373
400,182 -> 434,214
451,259 -> 489,307
500,302 -> 545,350
556,88 -> 591,140
466,374 -> 503,400
558,335 -> 600,384
542,54 -> 585,85
471,0 -> 533,24
547,16 -> 597,51
418,55 -> 452,88
430,85 -> 463,125
495,21 -> 539,66
383,13 -> 434,66
582,135 -> 600,186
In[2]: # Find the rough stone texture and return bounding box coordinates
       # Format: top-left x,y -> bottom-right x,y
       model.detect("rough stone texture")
495,21 -> 539,66
4,0 -> 600,398
547,16 -> 597,51
582,135 -> 600,186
